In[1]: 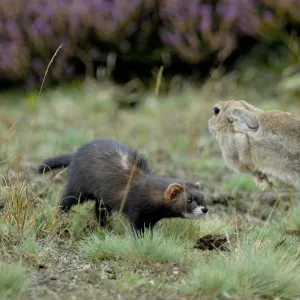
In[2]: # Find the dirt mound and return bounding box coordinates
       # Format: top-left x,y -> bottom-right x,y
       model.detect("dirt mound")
194,234 -> 232,251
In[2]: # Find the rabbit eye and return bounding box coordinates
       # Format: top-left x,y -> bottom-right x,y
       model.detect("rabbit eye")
213,107 -> 220,115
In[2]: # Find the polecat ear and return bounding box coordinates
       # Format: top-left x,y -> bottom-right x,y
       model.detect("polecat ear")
166,183 -> 184,201
195,182 -> 200,187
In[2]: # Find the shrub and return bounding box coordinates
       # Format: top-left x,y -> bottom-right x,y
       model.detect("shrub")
0,0 -> 297,87
0,0 -> 158,86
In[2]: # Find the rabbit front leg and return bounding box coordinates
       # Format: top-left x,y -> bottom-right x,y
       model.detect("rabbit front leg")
252,171 -> 274,191
253,171 -> 294,192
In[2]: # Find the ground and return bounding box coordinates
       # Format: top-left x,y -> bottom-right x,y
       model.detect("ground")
1,66 -> 300,300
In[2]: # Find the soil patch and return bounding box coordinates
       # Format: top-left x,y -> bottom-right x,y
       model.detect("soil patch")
194,234 -> 232,251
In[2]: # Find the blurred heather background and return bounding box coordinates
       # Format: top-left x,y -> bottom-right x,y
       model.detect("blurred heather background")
1,0 -> 300,92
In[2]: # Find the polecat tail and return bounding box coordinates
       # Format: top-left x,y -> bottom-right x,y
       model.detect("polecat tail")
38,154 -> 73,173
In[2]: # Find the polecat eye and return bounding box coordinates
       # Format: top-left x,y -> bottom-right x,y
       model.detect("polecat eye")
213,107 -> 220,115
188,198 -> 193,203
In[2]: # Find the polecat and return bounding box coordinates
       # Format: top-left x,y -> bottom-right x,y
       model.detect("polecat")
38,138 -> 208,235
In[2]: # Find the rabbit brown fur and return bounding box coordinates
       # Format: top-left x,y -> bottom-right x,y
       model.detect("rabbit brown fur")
208,100 -> 300,190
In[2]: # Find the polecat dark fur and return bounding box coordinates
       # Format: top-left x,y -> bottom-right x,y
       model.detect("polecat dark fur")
38,138 -> 209,235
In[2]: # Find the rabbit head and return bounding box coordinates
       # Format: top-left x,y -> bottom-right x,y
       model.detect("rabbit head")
208,100 -> 262,139
208,100 -> 300,190
208,100 -> 262,175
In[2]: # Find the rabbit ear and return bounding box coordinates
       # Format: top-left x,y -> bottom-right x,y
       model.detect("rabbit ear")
231,108 -> 259,131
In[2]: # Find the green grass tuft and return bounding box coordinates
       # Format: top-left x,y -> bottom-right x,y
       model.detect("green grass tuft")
195,159 -> 227,175
66,202 -> 100,241
179,226 -> 300,299
80,229 -> 194,264
197,215 -> 235,237
286,206 -> 300,233
13,231 -> 40,260
157,219 -> 202,242
0,262 -> 30,299
221,174 -> 261,194
158,214 -> 234,242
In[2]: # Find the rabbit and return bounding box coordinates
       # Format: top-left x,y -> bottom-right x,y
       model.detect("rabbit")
208,100 -> 300,191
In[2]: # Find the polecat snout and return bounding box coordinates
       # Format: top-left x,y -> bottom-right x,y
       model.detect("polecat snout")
38,138 -> 209,235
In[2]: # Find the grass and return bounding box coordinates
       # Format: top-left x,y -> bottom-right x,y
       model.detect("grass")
80,229 -> 194,264
179,226 -> 300,299
221,173 -> 261,194
285,206 -> 300,235
195,158 -> 227,174
1,59 -> 300,298
0,262 -> 30,299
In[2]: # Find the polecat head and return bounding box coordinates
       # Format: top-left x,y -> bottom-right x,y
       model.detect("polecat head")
164,182 -> 209,218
